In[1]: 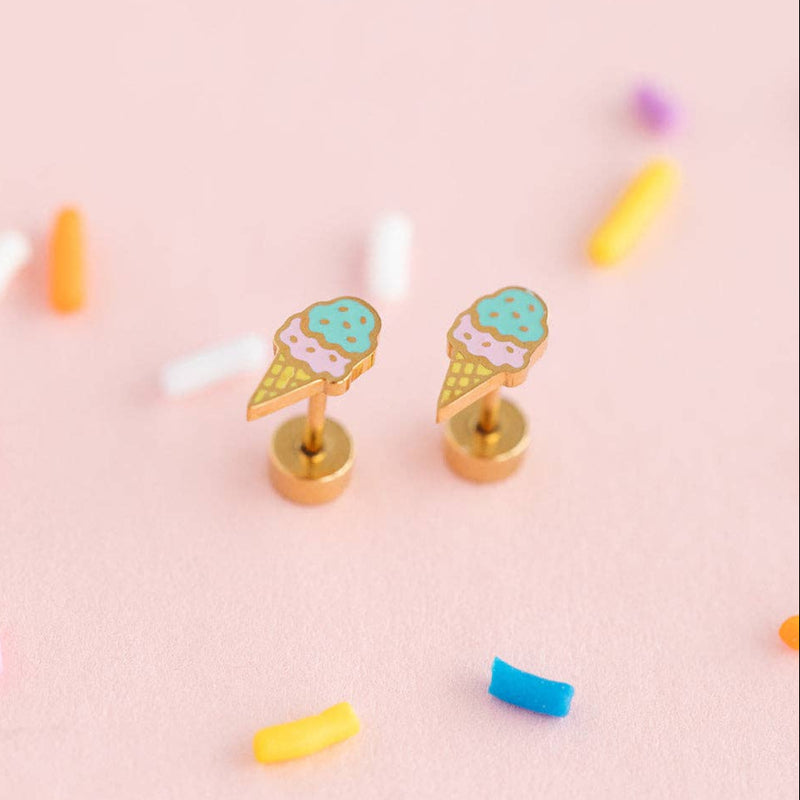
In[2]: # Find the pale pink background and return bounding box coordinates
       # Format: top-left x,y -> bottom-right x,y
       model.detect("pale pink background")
1,1 -> 798,798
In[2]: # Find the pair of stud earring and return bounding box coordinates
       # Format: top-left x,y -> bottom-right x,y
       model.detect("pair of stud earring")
246,286 -> 549,504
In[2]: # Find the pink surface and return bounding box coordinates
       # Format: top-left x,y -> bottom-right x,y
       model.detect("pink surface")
1,1 -> 798,797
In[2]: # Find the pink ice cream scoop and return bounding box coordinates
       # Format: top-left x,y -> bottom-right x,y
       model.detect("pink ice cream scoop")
451,314 -> 527,369
279,317 -> 351,378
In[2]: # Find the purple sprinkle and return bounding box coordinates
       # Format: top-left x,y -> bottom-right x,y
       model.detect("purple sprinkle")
634,84 -> 678,134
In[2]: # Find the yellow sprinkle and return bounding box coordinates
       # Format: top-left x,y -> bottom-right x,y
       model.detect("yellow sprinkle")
588,159 -> 679,266
253,702 -> 360,764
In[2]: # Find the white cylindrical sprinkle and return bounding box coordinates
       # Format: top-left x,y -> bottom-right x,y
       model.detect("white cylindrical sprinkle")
367,213 -> 413,301
160,334 -> 270,397
0,230 -> 33,297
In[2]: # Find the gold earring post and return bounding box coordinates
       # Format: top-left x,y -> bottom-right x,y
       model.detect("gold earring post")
303,393 -> 327,455
477,388 -> 501,434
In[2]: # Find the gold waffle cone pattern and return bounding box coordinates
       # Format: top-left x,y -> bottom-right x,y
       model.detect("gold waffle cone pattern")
249,351 -> 317,408
437,351 -> 497,409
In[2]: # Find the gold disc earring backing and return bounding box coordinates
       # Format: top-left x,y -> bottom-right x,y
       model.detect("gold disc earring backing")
442,395 -> 528,482
436,286 -> 549,483
269,414 -> 354,504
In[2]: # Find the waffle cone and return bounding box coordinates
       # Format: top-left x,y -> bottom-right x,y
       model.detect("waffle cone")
247,351 -> 322,421
436,351 -> 503,422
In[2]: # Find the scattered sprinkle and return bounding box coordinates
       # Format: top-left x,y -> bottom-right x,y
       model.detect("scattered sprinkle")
253,702 -> 360,763
0,230 -> 32,298
367,212 -> 413,302
50,207 -> 86,312
588,159 -> 679,266
489,657 -> 574,718
160,334 -> 269,397
779,615 -> 799,650
634,84 -> 679,134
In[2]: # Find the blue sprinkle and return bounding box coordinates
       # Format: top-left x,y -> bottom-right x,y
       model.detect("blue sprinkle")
488,657 -> 574,717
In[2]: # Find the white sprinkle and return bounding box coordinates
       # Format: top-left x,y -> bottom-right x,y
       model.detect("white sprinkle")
367,213 -> 413,301
160,334 -> 269,397
0,230 -> 33,298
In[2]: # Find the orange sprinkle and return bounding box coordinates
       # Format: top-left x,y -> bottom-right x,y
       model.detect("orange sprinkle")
779,615 -> 799,650
50,207 -> 85,312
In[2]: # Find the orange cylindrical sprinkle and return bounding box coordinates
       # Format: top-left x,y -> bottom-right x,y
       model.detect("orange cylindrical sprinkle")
779,615 -> 799,650
50,207 -> 85,312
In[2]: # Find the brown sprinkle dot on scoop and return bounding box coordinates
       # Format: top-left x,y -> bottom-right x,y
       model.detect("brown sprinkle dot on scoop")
512,311 -> 520,319
490,312 -> 499,318
463,332 -> 472,340
506,346 -> 514,353
320,319 -> 329,325
481,341 -> 491,348
306,347 -> 315,353
346,336 -> 357,343
528,304 -> 535,311
338,306 -> 349,312
329,354 -> 337,362
520,326 -> 528,332
505,296 -> 514,303
289,335 -> 298,343
343,321 -> 351,329
360,316 -> 367,324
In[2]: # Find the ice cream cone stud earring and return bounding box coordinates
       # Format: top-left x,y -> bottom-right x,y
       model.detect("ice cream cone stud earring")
247,297 -> 381,504
436,287 -> 548,482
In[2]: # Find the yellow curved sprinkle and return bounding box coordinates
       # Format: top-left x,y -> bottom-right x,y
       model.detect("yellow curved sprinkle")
588,159 -> 679,266
253,702 -> 360,763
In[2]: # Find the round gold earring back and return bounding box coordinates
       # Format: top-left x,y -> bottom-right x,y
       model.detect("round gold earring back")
269,416 -> 354,504
442,398 -> 529,482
